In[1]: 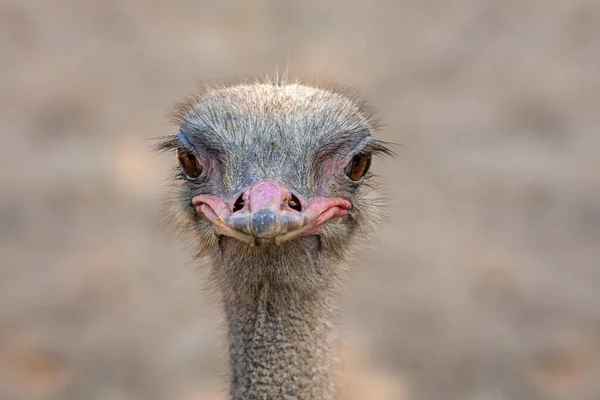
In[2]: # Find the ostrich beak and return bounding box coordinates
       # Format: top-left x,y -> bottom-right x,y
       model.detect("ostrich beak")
192,180 -> 351,246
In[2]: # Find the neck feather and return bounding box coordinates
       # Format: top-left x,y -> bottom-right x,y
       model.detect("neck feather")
214,237 -> 342,400
226,288 -> 335,399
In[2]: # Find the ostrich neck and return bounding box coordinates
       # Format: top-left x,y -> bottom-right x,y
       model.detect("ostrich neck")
224,274 -> 337,399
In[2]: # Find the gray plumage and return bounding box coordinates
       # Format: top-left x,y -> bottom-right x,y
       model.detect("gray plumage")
157,79 -> 393,399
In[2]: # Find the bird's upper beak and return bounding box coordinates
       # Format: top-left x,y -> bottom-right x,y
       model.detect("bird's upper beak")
192,180 -> 351,246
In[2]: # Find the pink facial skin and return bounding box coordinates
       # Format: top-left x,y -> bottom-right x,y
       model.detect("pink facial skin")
192,180 -> 351,246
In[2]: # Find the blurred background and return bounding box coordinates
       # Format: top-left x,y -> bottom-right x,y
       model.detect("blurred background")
1,1 -> 599,399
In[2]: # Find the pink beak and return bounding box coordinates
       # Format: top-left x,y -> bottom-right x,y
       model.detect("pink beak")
192,180 -> 351,246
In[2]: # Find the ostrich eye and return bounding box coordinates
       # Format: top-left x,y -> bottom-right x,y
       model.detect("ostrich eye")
176,148 -> 203,179
344,153 -> 372,181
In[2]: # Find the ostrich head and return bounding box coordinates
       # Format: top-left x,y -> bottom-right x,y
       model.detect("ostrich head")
158,81 -> 392,305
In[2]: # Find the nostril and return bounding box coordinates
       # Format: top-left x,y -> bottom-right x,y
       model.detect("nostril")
232,194 -> 245,212
288,194 -> 302,212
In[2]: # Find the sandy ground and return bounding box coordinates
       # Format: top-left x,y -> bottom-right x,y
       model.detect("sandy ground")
1,1 -> 599,399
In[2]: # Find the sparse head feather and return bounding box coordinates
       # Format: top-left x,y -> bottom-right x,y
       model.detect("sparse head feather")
156,79 -> 394,294
159,80 -> 391,189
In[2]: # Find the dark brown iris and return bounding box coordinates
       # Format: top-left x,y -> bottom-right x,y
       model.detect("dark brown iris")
344,153 -> 372,181
176,148 -> 203,179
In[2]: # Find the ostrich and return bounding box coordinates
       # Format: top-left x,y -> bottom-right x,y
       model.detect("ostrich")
157,80 -> 392,399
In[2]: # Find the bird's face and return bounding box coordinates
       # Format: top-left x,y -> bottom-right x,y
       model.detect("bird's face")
160,83 -> 391,262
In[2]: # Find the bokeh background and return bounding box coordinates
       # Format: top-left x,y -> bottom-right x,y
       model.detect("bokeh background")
1,1 -> 599,399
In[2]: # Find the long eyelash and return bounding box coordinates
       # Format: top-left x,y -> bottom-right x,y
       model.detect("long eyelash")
360,139 -> 398,158
153,135 -> 180,154
153,131 -> 200,155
